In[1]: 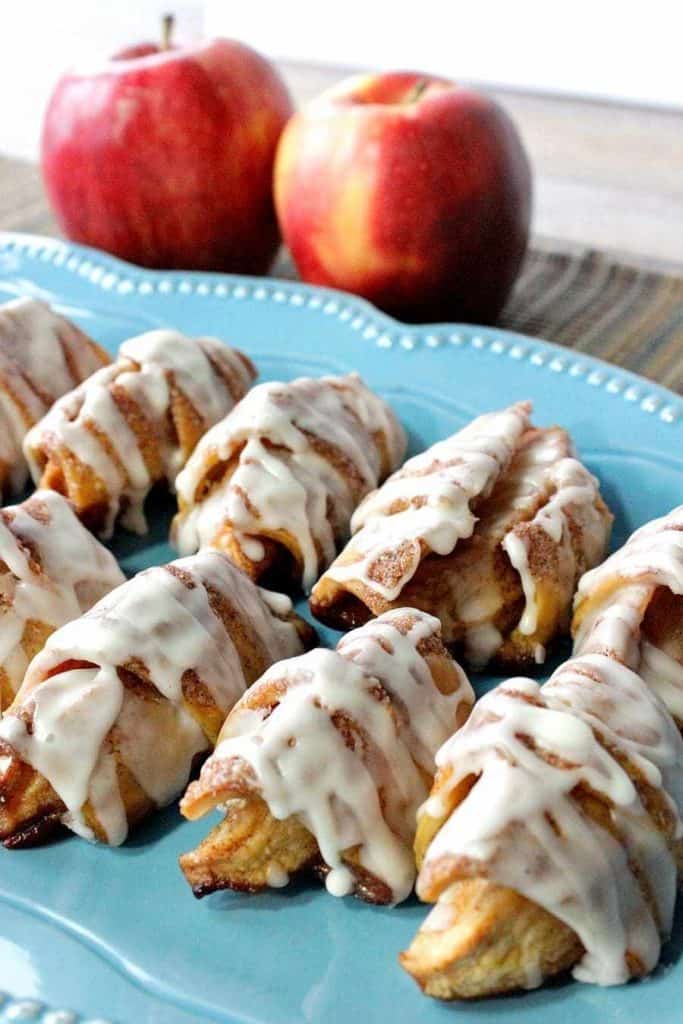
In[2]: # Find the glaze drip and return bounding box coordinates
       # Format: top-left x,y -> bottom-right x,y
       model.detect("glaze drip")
502,453 -> 611,646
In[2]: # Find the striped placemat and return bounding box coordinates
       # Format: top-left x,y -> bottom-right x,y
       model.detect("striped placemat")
2,154 -> 681,394
501,247 -> 683,393
272,244 -> 683,394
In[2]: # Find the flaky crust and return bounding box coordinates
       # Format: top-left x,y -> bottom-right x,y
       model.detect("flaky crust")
400,879 -> 582,999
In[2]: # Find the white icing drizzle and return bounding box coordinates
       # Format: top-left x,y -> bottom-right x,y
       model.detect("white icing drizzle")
417,428 -> 574,663
203,609 -> 473,903
318,402 -> 532,603
576,506 -> 683,609
24,329 -> 255,537
502,454 -> 610,645
173,373 -> 406,590
336,609 -> 473,776
640,642 -> 683,722
418,653 -> 683,986
0,490 -> 125,705
462,623 -> 504,667
573,505 -> 683,718
0,297 -> 107,493
0,550 -> 307,843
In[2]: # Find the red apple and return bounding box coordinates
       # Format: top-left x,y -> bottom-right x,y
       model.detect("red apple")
274,72 -> 532,323
42,21 -> 293,274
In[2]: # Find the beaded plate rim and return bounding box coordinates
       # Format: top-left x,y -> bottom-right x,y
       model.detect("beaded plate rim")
0,231 -> 679,426
0,990 -> 110,1024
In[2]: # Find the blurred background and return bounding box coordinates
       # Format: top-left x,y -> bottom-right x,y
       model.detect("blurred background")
2,0 -> 681,262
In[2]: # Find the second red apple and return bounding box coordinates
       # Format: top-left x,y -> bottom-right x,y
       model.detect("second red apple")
274,72 -> 532,323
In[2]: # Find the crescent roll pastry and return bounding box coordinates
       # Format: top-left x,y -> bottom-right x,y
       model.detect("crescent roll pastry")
172,373 -> 406,592
311,402 -> 612,667
179,608 -> 474,904
0,550 -> 314,848
24,328 -> 256,537
573,505 -> 683,724
0,297 -> 109,495
401,651 -> 683,998
0,489 -> 125,710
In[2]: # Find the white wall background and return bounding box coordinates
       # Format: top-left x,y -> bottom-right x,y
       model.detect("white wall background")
1,0 -> 682,161
208,0 -> 683,107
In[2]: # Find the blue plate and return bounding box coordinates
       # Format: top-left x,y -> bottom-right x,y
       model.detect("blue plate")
0,232 -> 681,1024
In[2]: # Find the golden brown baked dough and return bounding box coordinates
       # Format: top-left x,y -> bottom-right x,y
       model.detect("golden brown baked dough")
400,879 -> 582,999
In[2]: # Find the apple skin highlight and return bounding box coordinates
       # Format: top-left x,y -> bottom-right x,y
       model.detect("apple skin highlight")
275,72 -> 532,323
42,39 -> 293,274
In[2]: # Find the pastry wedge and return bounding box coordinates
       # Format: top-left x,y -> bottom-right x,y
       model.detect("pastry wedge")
0,489 -> 125,710
24,328 -> 256,536
311,402 -> 612,667
172,373 -> 406,591
180,608 -> 474,904
573,504 -> 683,723
0,296 -> 109,495
401,650 -> 683,997
0,550 -> 314,846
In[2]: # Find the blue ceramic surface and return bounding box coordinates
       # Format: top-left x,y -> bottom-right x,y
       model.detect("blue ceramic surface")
0,232 -> 681,1024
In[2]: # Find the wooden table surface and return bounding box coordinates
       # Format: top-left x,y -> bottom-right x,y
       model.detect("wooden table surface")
1,60 -> 681,391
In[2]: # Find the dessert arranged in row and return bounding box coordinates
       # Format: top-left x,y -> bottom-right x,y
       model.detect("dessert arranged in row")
1,501 -> 681,1001
2,294 -> 682,1002
3,296 -> 613,673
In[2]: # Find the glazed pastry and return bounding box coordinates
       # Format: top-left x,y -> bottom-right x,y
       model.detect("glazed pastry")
311,402 -> 612,667
0,489 -> 125,711
172,373 -> 406,592
179,608 -> 473,904
0,297 -> 109,495
573,505 -> 683,724
24,328 -> 256,537
401,650 -> 683,997
0,550 -> 314,847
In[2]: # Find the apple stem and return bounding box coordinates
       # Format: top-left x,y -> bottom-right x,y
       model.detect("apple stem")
161,13 -> 174,50
405,79 -> 429,103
